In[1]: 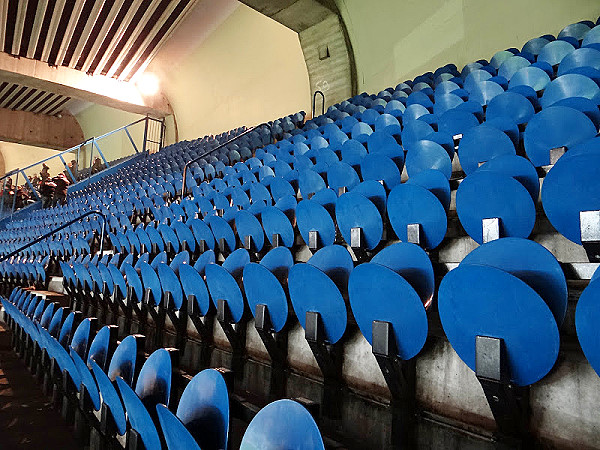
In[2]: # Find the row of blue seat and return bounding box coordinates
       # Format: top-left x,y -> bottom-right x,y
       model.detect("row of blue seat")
0,113 -> 305,253
1,286 -> 325,450
1,88 -> 594,260
41,233 -> 600,387
1,18 -> 600,449
4,128 -> 599,286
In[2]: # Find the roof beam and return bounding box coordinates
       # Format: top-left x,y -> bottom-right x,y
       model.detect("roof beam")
10,0 -> 27,55
5,85 -> 31,109
78,0 -> 122,72
0,1 -> 9,51
54,0 -> 86,65
0,107 -> 84,150
121,0 -> 195,81
40,0 -> 66,61
0,51 -> 171,116
104,0 -> 164,78
112,0 -> 180,80
26,0 -> 48,58
68,0 -> 106,68
91,0 -> 145,75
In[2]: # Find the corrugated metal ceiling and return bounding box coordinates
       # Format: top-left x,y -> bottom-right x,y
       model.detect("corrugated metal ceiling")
0,0 -> 195,115
0,0 -> 194,80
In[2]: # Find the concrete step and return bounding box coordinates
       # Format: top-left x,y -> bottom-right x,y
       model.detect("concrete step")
24,285 -> 69,308
47,276 -> 64,294
0,322 -> 80,450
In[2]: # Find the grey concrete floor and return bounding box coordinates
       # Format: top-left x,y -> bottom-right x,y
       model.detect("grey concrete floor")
0,322 -> 80,450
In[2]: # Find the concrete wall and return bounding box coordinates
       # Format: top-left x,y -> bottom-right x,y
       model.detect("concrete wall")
299,13 -> 355,108
148,2 -> 311,140
335,0 -> 600,93
238,0 -> 356,109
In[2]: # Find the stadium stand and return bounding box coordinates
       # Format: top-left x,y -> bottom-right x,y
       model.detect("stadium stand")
4,9 -> 600,450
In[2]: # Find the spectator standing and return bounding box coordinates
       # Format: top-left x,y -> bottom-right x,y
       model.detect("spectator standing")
39,177 -> 56,208
52,172 -> 70,206
66,159 -> 78,180
29,174 -> 41,190
40,163 -> 50,181
3,177 -> 14,209
14,186 -> 29,210
91,157 -> 104,174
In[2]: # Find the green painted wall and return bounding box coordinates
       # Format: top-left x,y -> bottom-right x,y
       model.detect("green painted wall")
75,105 -> 149,164
0,142 -> 74,179
75,3 -> 309,155
152,3 -> 310,140
336,0 -> 600,93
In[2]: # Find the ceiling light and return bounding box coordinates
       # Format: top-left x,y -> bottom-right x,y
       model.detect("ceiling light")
137,72 -> 160,96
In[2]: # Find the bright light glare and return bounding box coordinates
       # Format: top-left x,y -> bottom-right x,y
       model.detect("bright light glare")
137,72 -> 160,96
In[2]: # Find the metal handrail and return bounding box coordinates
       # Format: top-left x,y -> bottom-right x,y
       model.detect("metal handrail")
0,116 -> 164,184
0,116 -> 165,219
0,210 -> 107,262
312,90 -> 325,118
180,122 -> 272,198
1,168 -> 20,179
94,116 -> 160,141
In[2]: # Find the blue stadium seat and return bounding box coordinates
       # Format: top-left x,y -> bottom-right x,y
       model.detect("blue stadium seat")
243,246 -> 294,332
405,140 -> 452,179
542,147 -> 600,245
349,242 -> 433,360
116,347 -> 177,449
387,182 -> 447,249
205,249 -> 250,324
289,245 -> 353,344
438,238 -> 563,386
156,369 -> 229,450
456,170 -> 535,243
458,124 -> 516,175
240,400 -> 324,450
524,106 -> 596,166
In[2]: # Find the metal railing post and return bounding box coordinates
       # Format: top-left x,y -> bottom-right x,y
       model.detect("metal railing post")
88,138 -> 96,184
10,171 -> 19,217
312,90 -> 325,118
124,126 -> 139,153
0,176 -> 7,217
76,145 -> 80,172
93,138 -> 110,168
0,210 -> 107,262
59,153 -> 77,184
142,116 -> 149,154
23,169 -> 39,201
180,123 -> 272,198
159,118 -> 166,150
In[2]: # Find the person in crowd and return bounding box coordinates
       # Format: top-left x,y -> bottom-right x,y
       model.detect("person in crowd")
91,157 -> 104,174
23,178 -> 33,197
29,174 -> 40,189
39,177 -> 56,208
66,159 -> 78,179
40,163 -> 50,181
52,172 -> 70,206
14,186 -> 30,210
2,177 -> 13,209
